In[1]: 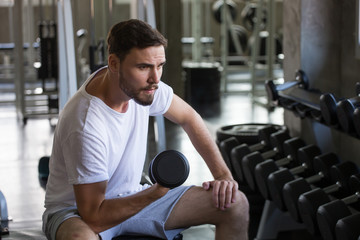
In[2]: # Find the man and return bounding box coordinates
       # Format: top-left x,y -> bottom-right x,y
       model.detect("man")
43,19 -> 249,240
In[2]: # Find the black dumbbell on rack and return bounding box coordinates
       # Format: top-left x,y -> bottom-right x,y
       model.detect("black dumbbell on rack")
265,69 -> 309,102
297,170 -> 360,235
233,130 -> 291,189
219,125 -> 284,172
320,93 -> 344,126
335,212 -> 360,240
241,133 -> 304,191
352,108 -> 360,138
316,174 -> 360,240
218,137 -> 241,171
229,126 -> 286,183
336,83 -> 360,134
254,137 -> 306,199
148,150 -> 190,188
283,154 -> 357,222
266,144 -> 322,210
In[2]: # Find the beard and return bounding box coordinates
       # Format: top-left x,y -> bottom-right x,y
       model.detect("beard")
118,71 -> 158,106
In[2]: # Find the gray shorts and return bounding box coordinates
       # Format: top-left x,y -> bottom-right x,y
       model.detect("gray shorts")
43,186 -> 192,240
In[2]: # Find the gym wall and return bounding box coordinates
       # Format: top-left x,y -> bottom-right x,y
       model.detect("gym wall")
283,0 -> 360,164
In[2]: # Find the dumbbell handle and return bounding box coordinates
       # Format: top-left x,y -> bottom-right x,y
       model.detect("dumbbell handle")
323,181 -> 342,194
242,132 -> 276,154
247,140 -> 267,152
267,137 -> 307,168
275,155 -> 293,166
289,162 -> 309,175
261,148 -> 279,159
305,171 -> 325,184
304,180 -> 350,201
261,159 -> 319,186
340,191 -> 360,205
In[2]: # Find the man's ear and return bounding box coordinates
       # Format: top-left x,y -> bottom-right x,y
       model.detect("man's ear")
108,54 -> 120,73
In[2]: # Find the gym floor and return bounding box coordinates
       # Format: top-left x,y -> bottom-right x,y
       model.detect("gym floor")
0,80 -> 285,239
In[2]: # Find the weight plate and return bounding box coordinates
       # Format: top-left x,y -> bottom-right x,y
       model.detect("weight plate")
216,123 -> 285,144
150,150 -> 190,188
320,93 -> 338,125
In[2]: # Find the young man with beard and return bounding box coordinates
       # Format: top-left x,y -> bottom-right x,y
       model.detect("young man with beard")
42,19 -> 249,240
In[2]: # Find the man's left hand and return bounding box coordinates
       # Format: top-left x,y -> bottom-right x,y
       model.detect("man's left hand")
202,179 -> 239,211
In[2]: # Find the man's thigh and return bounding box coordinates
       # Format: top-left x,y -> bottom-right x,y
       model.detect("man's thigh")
100,186 -> 191,240
165,186 -> 216,229
165,186 -> 243,229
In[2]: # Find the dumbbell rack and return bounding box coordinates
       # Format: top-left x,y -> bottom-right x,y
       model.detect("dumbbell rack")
216,121 -> 360,239
270,85 -> 323,122
267,76 -> 360,140
259,73 -> 360,239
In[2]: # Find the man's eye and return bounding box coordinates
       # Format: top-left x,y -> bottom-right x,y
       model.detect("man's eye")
139,65 -> 148,70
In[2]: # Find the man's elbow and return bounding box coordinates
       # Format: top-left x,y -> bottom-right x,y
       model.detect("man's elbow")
80,212 -> 104,234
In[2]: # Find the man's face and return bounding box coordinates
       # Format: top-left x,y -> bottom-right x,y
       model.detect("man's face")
118,46 -> 166,106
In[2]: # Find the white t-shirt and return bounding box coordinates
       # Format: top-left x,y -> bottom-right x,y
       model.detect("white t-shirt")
43,67 -> 173,219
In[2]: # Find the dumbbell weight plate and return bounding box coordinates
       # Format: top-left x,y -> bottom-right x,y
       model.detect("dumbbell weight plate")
335,213 -> 360,240
320,93 -> 340,126
353,108 -> 360,138
216,123 -> 284,144
317,200 -> 352,240
149,150 -> 190,188
316,173 -> 360,240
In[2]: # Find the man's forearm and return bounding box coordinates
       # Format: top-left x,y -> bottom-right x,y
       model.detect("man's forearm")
75,183 -> 168,234
181,110 -> 233,180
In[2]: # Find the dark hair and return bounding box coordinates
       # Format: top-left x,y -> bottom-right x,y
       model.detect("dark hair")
107,19 -> 168,62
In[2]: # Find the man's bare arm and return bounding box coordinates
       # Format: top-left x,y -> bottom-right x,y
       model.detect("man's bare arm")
164,94 -> 238,210
73,181 -> 168,233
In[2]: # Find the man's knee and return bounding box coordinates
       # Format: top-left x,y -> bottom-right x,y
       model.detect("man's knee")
223,190 -> 249,225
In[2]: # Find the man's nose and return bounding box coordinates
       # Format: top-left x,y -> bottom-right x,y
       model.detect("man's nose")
149,67 -> 162,84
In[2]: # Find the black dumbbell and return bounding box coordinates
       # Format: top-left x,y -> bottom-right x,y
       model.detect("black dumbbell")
336,94 -> 360,133
265,69 -> 309,101
298,169 -> 359,235
267,144 -> 322,210
352,108 -> 360,138
283,154 -> 356,222
335,212 -> 360,240
254,137 -> 306,199
230,126 -> 286,182
219,125 -> 285,173
219,137 -> 241,171
241,132 -> 302,191
321,83 -> 360,128
239,130 -> 292,190
317,174 -> 360,240
320,93 -> 344,126
149,150 -> 190,188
